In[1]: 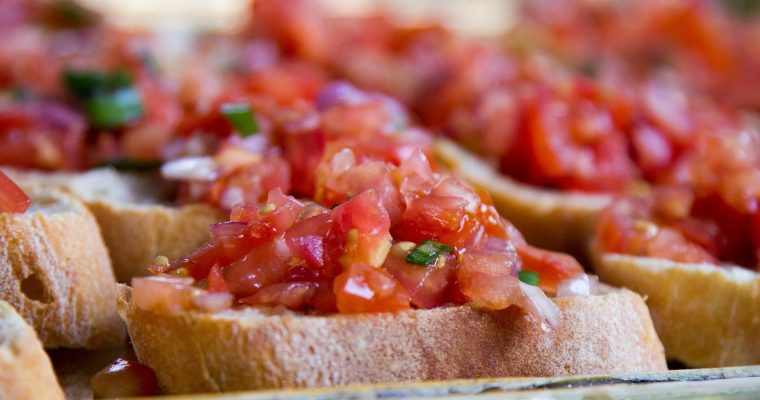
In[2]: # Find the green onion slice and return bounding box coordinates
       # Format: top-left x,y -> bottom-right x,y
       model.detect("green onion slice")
405,240 -> 452,266
518,270 -> 541,286
221,102 -> 260,137
84,88 -> 144,129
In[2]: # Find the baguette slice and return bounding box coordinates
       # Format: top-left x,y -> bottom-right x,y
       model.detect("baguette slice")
117,285 -> 666,394
592,246 -> 760,367
0,300 -> 64,400
2,168 -> 224,283
434,139 -> 611,259
0,185 -> 124,349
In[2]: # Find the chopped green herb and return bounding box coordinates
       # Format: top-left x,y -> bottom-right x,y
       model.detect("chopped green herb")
721,0 -> 760,17
221,102 -> 259,137
405,240 -> 452,266
63,69 -> 133,101
518,270 -> 540,286
63,68 -> 144,129
84,88 -> 144,129
97,158 -> 162,171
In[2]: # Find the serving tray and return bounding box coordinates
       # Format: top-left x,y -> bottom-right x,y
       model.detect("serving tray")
52,346 -> 760,400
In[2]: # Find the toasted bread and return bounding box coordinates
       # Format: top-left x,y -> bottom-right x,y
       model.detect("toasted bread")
591,246 -> 760,367
117,285 -> 666,393
2,168 -> 224,282
0,185 -> 124,349
0,300 -> 64,400
434,139 -> 611,259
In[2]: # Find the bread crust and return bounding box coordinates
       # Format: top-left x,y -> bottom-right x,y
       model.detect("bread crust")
434,139 -> 611,258
0,301 -> 65,400
86,200 -> 223,282
592,245 -> 760,367
117,285 -> 665,393
0,186 -> 124,349
2,167 -> 224,282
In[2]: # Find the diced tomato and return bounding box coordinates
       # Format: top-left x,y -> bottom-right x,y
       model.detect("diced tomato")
0,102 -> 85,170
330,190 -> 392,268
131,276 -> 194,313
333,263 -> 410,313
90,359 -> 160,398
240,281 -> 316,309
515,245 -> 583,294
284,212 -> 332,269
207,264 -> 229,293
0,171 -> 30,213
222,237 -> 291,297
395,195 -> 479,249
383,249 -> 455,309
456,248 -> 522,309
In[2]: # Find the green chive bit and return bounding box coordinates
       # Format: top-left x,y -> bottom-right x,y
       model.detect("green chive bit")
221,102 -> 260,137
405,240 -> 452,266
84,88 -> 144,129
518,270 -> 540,286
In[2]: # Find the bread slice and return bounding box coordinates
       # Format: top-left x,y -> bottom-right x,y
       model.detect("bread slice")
434,139 -> 611,259
591,245 -> 760,368
0,300 -> 65,400
0,185 -> 124,349
2,168 -> 224,283
117,284 -> 666,394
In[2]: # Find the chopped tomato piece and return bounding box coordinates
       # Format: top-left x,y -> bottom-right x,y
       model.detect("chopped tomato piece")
90,359 -> 160,398
0,171 -> 31,213
334,263 -> 411,313
383,248 -> 455,309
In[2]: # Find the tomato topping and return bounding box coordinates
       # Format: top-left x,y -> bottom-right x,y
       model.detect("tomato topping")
90,358 -> 160,398
334,263 -> 411,313
0,171 -> 31,213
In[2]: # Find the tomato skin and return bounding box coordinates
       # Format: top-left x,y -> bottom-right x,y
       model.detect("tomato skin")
383,249 -> 455,309
334,263 -> 411,313
223,238 -> 291,298
516,245 -> 583,294
456,247 -> 522,309
0,171 -> 30,213
240,281 -> 316,309
90,358 -> 160,398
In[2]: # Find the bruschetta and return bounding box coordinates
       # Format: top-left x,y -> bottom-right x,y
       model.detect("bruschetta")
0,173 -> 124,349
592,185 -> 760,367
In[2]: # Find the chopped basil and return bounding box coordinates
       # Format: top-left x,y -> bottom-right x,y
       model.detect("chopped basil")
221,102 -> 259,137
84,88 -> 144,129
98,158 -> 162,171
518,270 -> 541,286
63,69 -> 143,129
405,240 -> 452,266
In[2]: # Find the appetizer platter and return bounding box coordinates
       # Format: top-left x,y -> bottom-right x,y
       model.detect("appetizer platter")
0,0 -> 758,398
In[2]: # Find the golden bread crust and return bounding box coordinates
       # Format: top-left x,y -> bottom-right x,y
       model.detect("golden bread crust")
592,246 -> 760,367
0,187 -> 124,349
0,300 -> 65,400
117,285 -> 665,394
